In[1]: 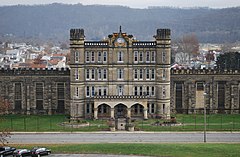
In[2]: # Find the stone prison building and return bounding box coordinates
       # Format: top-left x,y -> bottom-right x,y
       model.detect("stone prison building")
0,28 -> 239,119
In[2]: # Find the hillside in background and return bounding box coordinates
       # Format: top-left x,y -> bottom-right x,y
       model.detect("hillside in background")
0,3 -> 240,43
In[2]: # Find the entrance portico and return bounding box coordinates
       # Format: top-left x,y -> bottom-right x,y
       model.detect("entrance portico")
93,97 -> 148,119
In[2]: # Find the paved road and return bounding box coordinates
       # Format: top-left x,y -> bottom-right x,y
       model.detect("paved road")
9,132 -> 240,144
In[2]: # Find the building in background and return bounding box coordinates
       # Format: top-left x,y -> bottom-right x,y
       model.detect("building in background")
69,27 -> 171,119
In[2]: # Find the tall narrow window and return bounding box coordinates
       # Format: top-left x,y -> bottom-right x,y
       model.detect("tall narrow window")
57,83 -> 65,113
118,69 -> 124,80
91,69 -> 95,80
103,69 -> 107,80
98,51 -> 102,62
162,86 -> 166,98
91,51 -> 95,62
118,51 -> 123,62
139,86 -> 143,96
139,51 -> 143,62
134,69 -> 138,80
75,51 -> 79,63
91,86 -> 95,97
36,83 -> 43,110
103,87 -> 107,96
98,87 -> 102,96
151,69 -> 155,80
86,69 -> 90,80
151,103 -> 155,113
162,69 -> 166,80
146,51 -> 150,62
85,51 -> 90,62
139,69 -> 143,80
103,51 -> 107,62
134,86 -> 138,96
98,69 -> 102,80
162,50 -> 166,63
146,86 -> 150,96
134,51 -> 138,62
75,68 -> 79,80
151,86 -> 155,96
146,69 -> 150,80
117,85 -> 123,96
14,83 -> 22,110
151,51 -> 156,62
176,83 -> 183,113
86,86 -> 89,97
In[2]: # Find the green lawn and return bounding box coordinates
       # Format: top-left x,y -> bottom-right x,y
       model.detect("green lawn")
0,114 -> 240,132
10,143 -> 240,157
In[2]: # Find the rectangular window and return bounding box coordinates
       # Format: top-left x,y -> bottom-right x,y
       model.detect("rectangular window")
139,69 -> 143,80
162,86 -> 166,98
75,51 -> 79,63
103,87 -> 107,96
98,87 -> 102,96
98,51 -> 102,62
118,51 -> 123,62
118,85 -> 123,96
91,86 -> 95,97
86,69 -> 90,80
118,69 -> 124,80
91,69 -> 95,80
75,68 -> 79,80
146,51 -> 150,62
15,83 -> 22,110
134,86 -> 138,96
57,83 -> 65,100
86,103 -> 90,114
146,69 -> 150,80
134,51 -> 138,62
91,51 -> 95,62
75,87 -> 79,97
86,86 -> 89,97
139,86 -> 143,96
36,82 -> 44,110
151,51 -> 156,62
151,69 -> 155,80
139,51 -> 143,62
146,86 -> 150,96
98,69 -> 102,80
134,69 -> 138,80
86,51 -> 90,62
162,50 -> 166,63
151,103 -> 155,113
162,69 -> 166,80
103,69 -> 107,80
151,86 -> 155,96
103,51 -> 107,62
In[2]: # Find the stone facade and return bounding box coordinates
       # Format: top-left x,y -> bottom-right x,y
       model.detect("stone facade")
0,68 -> 70,115
69,27 -> 171,119
171,68 -> 240,114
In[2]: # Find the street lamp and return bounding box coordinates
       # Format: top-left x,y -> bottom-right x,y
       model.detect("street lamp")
203,92 -> 207,143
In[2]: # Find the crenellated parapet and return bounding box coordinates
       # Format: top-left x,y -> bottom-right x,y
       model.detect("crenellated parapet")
171,68 -> 240,75
0,67 -> 70,76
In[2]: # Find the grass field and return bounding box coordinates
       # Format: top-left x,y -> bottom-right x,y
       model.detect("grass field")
0,114 -> 240,132
9,143 -> 240,157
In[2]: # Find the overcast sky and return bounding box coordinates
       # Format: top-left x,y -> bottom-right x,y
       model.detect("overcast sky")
1,0 -> 240,8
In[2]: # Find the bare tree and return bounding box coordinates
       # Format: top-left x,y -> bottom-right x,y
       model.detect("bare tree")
174,33 -> 199,65
0,97 -> 11,146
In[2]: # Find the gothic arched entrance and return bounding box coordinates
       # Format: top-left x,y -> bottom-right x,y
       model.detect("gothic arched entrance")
114,104 -> 127,118
98,104 -> 111,118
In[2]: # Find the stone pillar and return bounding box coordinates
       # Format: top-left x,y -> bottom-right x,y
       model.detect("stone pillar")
110,108 -> 115,118
94,108 -> 98,119
127,108 -> 131,118
143,109 -> 148,120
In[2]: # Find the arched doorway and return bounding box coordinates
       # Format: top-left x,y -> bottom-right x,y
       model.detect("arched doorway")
114,104 -> 127,118
98,104 -> 111,119
131,104 -> 144,118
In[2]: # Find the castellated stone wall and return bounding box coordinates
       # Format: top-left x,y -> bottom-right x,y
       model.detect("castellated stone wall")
0,68 -> 70,115
171,68 -> 240,114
